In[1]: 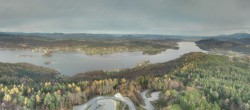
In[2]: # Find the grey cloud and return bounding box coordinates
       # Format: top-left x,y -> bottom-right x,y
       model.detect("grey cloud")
0,0 -> 250,35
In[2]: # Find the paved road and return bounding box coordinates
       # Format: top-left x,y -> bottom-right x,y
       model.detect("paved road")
141,90 -> 154,110
141,90 -> 161,110
148,91 -> 161,102
73,93 -> 136,110
73,90 -> 160,110
88,99 -> 116,110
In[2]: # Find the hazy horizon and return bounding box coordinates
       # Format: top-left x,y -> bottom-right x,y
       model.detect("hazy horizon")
1,31 -> 250,37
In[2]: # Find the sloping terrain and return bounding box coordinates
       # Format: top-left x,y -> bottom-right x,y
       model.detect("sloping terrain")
0,62 -> 59,84
196,38 -> 250,54
0,52 -> 250,110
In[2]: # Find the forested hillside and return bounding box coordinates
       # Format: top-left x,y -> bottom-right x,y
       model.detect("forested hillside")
196,37 -> 250,55
0,52 -> 249,110
0,63 -> 59,84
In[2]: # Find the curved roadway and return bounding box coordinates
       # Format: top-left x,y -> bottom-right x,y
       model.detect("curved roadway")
141,90 -> 161,110
73,93 -> 136,110
73,90 -> 161,110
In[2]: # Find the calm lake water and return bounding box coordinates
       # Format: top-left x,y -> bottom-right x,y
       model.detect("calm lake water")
0,42 -> 205,76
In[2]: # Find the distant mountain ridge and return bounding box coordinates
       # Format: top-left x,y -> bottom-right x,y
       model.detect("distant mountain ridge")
0,32 -> 205,41
196,33 -> 250,54
1,32 -> 250,41
210,33 -> 250,40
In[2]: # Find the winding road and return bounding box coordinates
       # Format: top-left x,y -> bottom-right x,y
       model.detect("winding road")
73,90 -> 160,110
141,90 -> 161,110
73,93 -> 136,110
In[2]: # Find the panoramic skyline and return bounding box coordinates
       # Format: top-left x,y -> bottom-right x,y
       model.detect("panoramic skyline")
0,0 -> 250,36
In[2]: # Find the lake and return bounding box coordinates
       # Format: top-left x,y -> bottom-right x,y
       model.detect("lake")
0,42 -> 205,76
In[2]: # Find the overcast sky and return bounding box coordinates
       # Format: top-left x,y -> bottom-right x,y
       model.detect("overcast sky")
0,0 -> 250,35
